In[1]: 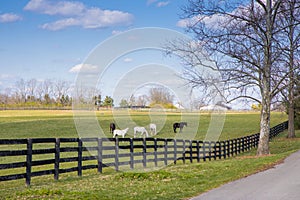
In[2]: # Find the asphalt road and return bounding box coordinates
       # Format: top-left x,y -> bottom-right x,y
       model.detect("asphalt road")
191,150 -> 300,200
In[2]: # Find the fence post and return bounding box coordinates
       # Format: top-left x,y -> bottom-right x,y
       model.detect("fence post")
115,138 -> 119,171
227,140 -> 231,157
222,141 -> 226,159
217,141 -> 221,159
143,138 -> 147,168
203,141 -> 207,162
173,139 -> 177,164
130,138 -> 134,169
233,139 -> 237,155
208,141 -> 212,161
196,141 -> 200,162
154,138 -> 158,167
237,138 -> 241,154
242,137 -> 245,152
189,140 -> 193,163
164,139 -> 168,166
247,136 -> 250,151
26,138 -> 33,186
78,138 -> 82,176
182,140 -> 186,164
54,138 -> 60,180
97,138 -> 103,173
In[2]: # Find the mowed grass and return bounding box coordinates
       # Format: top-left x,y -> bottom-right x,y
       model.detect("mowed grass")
0,131 -> 299,200
0,110 -> 287,140
0,110 -> 297,199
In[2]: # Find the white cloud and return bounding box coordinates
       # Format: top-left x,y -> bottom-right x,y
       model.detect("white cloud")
147,0 -> 158,6
0,74 -> 13,78
112,30 -> 124,35
177,15 -> 203,28
24,0 -> 85,16
24,0 -> 134,31
177,14 -> 227,29
176,18 -> 191,28
81,9 -> 133,29
41,18 -> 79,31
0,13 -> 22,23
176,2 -> 262,29
123,58 -> 133,63
69,64 -> 98,73
156,1 -> 170,7
147,0 -> 170,7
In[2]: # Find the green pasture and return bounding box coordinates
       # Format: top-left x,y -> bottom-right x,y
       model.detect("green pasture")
0,110 -> 287,140
0,110 -> 298,200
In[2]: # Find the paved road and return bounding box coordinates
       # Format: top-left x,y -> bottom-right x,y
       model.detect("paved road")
191,150 -> 300,200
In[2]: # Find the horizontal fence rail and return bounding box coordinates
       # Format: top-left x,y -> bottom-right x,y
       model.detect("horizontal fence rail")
0,121 -> 288,186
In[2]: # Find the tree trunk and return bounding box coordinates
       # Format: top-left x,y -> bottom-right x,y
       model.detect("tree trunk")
257,95 -> 271,156
287,7 -> 296,138
257,0 -> 272,156
288,105 -> 295,138
288,78 -> 295,138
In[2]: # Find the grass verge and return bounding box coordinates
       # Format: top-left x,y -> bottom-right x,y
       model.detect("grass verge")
0,131 -> 299,200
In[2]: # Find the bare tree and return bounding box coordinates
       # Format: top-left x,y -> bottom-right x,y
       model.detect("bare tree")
277,0 -> 300,138
15,78 -> 27,103
129,95 -> 136,107
136,95 -> 149,107
43,79 -> 53,101
27,79 -> 37,101
149,87 -> 174,106
53,80 -> 70,103
172,0 -> 287,155
0,88 -> 12,106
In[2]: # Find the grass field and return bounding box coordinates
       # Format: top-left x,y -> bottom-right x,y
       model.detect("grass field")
0,109 -> 288,140
0,110 -> 299,200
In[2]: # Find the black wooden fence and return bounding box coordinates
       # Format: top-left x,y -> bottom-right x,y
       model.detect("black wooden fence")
0,121 -> 288,186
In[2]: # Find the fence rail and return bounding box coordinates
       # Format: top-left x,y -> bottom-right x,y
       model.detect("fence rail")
0,121 -> 288,186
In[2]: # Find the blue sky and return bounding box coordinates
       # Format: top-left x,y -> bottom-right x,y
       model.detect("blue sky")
0,0 -> 188,95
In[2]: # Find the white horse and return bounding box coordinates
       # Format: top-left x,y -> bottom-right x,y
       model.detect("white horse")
149,123 -> 157,135
134,126 -> 149,138
113,128 -> 129,138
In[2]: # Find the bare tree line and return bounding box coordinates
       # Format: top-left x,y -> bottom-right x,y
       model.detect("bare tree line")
0,78 -> 72,108
0,79 -> 178,110
119,87 -> 177,109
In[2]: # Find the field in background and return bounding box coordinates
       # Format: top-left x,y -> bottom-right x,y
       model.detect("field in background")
0,110 -> 287,140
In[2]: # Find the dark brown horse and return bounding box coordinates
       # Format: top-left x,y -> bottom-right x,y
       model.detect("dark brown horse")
110,122 -> 116,134
173,122 -> 187,133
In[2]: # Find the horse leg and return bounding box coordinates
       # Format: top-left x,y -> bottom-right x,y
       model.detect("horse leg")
179,127 -> 182,133
145,130 -> 148,138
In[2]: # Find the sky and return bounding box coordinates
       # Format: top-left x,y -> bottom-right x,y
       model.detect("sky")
0,0 -> 250,110
0,0 -> 189,96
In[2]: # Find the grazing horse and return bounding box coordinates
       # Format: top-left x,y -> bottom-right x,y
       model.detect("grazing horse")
173,122 -> 187,133
134,126 -> 149,138
149,123 -> 157,135
110,122 -> 116,134
113,128 -> 129,138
